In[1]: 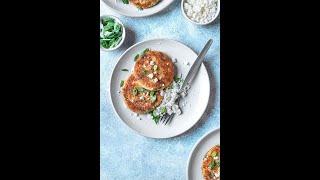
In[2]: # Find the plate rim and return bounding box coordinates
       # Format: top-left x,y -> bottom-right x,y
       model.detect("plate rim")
186,127 -> 220,180
101,0 -> 175,17
109,38 -> 211,138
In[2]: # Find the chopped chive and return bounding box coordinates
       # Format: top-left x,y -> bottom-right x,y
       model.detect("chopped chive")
121,69 -> 129,71
154,65 -> 158,71
137,7 -> 143,11
152,110 -> 158,124
120,80 -> 124,87
122,0 -> 129,4
151,94 -> 156,103
134,54 -> 139,61
141,70 -> 146,74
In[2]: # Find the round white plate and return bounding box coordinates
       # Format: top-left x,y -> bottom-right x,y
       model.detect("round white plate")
187,128 -> 220,180
102,0 -> 175,17
110,38 -> 210,138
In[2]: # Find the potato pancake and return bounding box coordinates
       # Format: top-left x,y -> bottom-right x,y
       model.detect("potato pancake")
202,144 -> 220,180
122,74 -> 163,114
134,50 -> 174,91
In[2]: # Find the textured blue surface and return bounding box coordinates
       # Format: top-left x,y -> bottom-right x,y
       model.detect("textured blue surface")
100,1 -> 220,179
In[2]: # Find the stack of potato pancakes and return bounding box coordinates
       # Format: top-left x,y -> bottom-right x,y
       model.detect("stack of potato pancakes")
122,50 -> 175,114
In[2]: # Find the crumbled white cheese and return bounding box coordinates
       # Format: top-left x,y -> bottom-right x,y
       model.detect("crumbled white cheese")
154,71 -> 157,74
214,156 -> 219,160
146,92 -> 149,96
147,73 -> 153,79
184,0 -> 218,24
140,96 -> 144,101
215,171 -> 220,177
150,61 -> 155,65
166,63 -> 169,65
162,84 -> 164,87
154,78 -> 158,82
143,65 -> 146,68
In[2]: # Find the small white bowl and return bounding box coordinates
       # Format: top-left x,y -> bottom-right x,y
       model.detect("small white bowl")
181,0 -> 220,25
100,15 -> 126,51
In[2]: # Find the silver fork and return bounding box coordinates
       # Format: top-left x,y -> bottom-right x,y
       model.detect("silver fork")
161,39 -> 213,125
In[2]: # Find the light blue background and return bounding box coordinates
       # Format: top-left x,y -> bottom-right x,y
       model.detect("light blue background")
100,1 -> 220,179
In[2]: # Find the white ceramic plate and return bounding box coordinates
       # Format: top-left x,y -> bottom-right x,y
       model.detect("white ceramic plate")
102,0 -> 175,17
110,38 -> 210,138
187,128 -> 220,180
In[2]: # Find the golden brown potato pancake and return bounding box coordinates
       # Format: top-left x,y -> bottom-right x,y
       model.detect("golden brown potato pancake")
122,74 -> 163,114
134,50 -> 174,91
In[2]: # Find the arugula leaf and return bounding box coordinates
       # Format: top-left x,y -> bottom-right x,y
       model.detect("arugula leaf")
137,7 -> 143,11
134,54 -> 139,61
211,151 -> 217,158
137,87 -> 145,92
121,69 -> 129,71
122,0 -> 129,4
120,80 -> 124,87
154,65 -> 158,71
209,161 -> 215,170
140,48 -> 149,56
132,87 -> 138,96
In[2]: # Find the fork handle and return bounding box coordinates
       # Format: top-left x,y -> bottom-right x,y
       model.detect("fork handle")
179,39 -> 213,93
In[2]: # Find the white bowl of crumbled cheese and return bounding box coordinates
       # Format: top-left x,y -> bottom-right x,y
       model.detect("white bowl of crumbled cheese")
181,0 -> 220,25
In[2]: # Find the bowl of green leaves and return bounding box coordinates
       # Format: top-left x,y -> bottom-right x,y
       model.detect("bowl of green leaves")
100,15 -> 126,51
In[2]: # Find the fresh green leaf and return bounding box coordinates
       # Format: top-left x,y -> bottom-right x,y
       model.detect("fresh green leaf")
132,87 -> 138,96
134,54 -> 139,61
113,22 -> 121,33
216,159 -> 220,166
137,87 -> 145,92
102,18 -> 114,26
151,94 -> 157,103
152,110 -> 158,124
137,7 -> 143,11
161,107 -> 167,113
141,70 -> 146,74
174,73 -> 182,83
120,80 -> 124,87
122,0 -> 129,4
154,65 -> 158,71
140,48 -> 149,56
121,69 -> 129,71
209,161 -> 215,170
150,91 -> 155,97
211,151 -> 217,158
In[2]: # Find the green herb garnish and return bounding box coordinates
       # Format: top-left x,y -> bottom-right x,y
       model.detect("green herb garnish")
216,159 -> 220,166
132,87 -> 138,96
141,70 -> 146,74
181,79 -> 185,83
151,94 -> 157,103
161,107 -> 167,113
120,80 -> 124,87
211,151 -> 217,158
137,87 -> 145,92
140,48 -> 149,56
100,18 -> 123,49
134,54 -> 139,61
154,65 -> 158,71
121,69 -> 129,71
208,172 -> 213,178
167,86 -> 173,90
152,110 -> 158,124
209,161 -> 215,170
150,91 -> 155,97
137,7 -> 143,11
174,73 -> 182,83
122,0 -> 129,4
